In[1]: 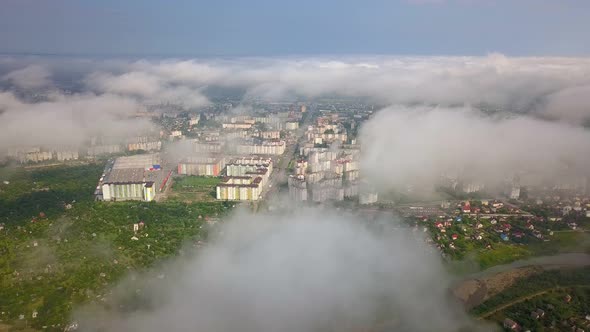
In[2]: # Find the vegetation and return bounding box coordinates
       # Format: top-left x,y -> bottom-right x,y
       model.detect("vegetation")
0,164 -> 232,331
473,267 -> 590,331
170,176 -> 221,202
472,267 -> 590,316
476,244 -> 532,269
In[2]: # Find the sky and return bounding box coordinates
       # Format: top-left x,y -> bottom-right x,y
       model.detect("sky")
1,0 -> 590,56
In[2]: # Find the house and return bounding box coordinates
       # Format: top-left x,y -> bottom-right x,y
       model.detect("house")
490,219 -> 498,225
435,221 -> 444,229
503,318 -> 520,330
451,234 -> 459,240
476,223 -> 484,229
530,309 -> 545,319
492,201 -> 504,208
500,233 -> 509,241
565,294 -> 572,303
513,231 -> 524,238
462,202 -> 471,213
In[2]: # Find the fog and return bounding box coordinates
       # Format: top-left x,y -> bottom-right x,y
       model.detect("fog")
2,55 -> 588,330
73,208 -> 495,332
0,90 -> 154,151
360,106 -> 590,191
1,64 -> 52,89
2,54 -> 590,153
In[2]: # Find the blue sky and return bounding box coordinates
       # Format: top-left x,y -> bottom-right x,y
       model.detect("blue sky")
1,0 -> 589,56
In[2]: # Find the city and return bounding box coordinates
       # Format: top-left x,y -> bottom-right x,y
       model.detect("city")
1,1 -> 590,332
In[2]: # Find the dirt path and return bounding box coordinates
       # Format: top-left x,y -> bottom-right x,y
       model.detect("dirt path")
478,285 -> 590,319
478,289 -> 553,319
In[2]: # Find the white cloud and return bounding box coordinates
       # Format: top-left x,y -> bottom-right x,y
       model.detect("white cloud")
360,106 -> 590,190
2,64 -> 51,89
73,208 -> 494,332
77,55 -> 590,124
0,91 -> 154,150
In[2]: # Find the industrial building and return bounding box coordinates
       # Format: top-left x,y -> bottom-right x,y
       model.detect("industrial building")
177,156 -> 225,176
98,154 -> 170,202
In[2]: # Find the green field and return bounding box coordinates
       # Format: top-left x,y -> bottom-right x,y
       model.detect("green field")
476,244 -> 533,270
0,165 -> 231,331
170,176 -> 221,202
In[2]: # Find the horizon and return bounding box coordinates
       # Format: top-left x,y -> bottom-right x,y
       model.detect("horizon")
2,0 -> 590,57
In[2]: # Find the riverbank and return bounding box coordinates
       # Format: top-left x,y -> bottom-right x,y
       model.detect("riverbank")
452,253 -> 590,309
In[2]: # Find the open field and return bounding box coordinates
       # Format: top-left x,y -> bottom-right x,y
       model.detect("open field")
168,176 -> 221,202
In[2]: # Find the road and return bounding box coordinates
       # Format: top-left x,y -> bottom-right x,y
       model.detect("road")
262,109 -> 313,200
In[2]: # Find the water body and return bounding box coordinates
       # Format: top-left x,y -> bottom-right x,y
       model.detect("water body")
453,253 -> 590,309
466,252 -> 590,280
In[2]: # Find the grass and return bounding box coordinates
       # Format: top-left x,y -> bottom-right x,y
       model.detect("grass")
476,244 -> 532,269
170,176 -> 221,202
528,231 -> 590,256
172,176 -> 221,190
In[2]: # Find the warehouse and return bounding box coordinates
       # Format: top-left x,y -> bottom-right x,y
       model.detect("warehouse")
99,154 -> 169,202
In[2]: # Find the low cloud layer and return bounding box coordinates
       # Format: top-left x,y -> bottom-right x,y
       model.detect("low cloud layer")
73,208 -> 493,332
1,54 -> 590,175
0,90 -> 154,151
76,54 -> 590,124
360,106 -> 590,190
2,64 -> 52,89
86,71 -> 210,108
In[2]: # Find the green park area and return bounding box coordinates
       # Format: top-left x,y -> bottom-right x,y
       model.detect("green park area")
0,164 -> 231,331
170,176 -> 221,202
